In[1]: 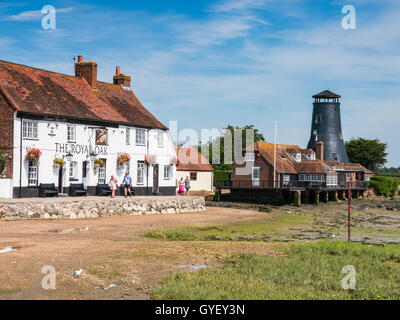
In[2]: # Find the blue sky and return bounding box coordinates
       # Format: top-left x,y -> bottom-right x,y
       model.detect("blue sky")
0,0 -> 399,166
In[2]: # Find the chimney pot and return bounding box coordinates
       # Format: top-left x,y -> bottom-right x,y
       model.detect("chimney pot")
116,66 -> 120,76
75,56 -> 97,88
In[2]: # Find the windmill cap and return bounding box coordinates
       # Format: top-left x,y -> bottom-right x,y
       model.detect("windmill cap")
313,90 -> 341,99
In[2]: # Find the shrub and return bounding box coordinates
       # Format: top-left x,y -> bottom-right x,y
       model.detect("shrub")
214,170 -> 231,183
369,176 -> 399,198
0,150 -> 6,175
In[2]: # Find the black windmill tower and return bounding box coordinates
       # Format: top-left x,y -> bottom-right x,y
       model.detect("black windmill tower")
307,90 -> 349,163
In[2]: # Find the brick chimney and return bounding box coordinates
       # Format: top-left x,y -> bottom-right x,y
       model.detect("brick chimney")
316,141 -> 324,161
113,66 -> 131,88
75,55 -> 97,88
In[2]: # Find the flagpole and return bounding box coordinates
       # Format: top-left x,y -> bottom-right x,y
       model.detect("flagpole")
273,120 -> 277,188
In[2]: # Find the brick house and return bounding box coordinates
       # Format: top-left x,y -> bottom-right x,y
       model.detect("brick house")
0,56 -> 177,198
219,141 -> 372,204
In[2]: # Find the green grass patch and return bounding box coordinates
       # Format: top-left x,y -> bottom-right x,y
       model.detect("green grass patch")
151,241 -> 400,300
144,214 -> 311,242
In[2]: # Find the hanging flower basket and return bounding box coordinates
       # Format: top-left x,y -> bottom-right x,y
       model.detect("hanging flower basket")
170,156 -> 178,166
53,158 -> 65,168
144,154 -> 157,167
26,148 -> 42,165
94,158 -> 104,168
117,153 -> 131,166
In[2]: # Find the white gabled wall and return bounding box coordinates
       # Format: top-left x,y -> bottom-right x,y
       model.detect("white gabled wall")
176,170 -> 214,192
10,115 -> 176,196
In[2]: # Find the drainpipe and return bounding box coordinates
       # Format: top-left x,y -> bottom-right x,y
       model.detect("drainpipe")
146,129 -> 149,195
19,114 -> 23,198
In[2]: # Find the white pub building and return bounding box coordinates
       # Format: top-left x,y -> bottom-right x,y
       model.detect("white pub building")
0,56 -> 177,198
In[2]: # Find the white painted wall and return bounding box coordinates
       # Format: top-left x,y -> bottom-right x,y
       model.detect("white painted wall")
176,170 -> 214,192
0,179 -> 13,198
6,113 -> 177,197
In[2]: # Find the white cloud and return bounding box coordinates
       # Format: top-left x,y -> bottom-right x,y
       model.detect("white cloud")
212,0 -> 268,12
4,7 -> 73,21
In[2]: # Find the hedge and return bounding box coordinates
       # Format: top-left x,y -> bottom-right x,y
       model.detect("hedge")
214,170 -> 231,183
369,176 -> 399,198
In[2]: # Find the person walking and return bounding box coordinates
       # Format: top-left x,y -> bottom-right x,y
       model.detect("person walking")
178,177 -> 185,196
108,175 -> 118,198
122,171 -> 133,198
184,176 -> 190,195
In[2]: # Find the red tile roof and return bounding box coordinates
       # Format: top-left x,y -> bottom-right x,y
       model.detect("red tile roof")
0,60 -> 167,130
245,142 -> 342,174
252,142 -> 298,174
176,146 -> 214,172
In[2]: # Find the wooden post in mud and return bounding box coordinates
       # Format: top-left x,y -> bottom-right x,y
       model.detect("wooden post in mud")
348,178 -> 351,243
315,191 -> 320,205
323,191 -> 329,203
294,190 -> 301,206
215,189 -> 221,202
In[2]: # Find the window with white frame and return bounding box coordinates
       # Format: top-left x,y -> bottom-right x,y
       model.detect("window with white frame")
164,165 -> 171,180
157,131 -> 164,148
252,167 -> 260,180
22,121 -> 38,139
299,174 -> 325,182
126,128 -> 130,145
28,161 -> 38,186
326,174 -> 338,186
137,161 -> 144,184
252,167 -> 260,186
245,153 -> 255,161
136,129 -> 146,146
67,125 -> 76,142
69,161 -> 78,180
98,162 -> 106,184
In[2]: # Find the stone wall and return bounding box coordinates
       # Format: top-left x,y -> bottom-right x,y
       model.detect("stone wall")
0,196 -> 206,220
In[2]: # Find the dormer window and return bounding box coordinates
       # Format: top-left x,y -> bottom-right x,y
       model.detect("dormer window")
295,153 -> 302,162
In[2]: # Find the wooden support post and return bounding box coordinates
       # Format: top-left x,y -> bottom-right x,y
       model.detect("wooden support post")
362,191 -> 367,199
315,191 -> 320,205
215,189 -> 221,202
333,191 -> 339,202
341,190 -> 347,201
323,191 -> 329,203
294,190 -> 301,206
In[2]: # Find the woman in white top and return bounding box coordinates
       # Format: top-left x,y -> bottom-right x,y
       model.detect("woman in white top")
108,175 -> 118,198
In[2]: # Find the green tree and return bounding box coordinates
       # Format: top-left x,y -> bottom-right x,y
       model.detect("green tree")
200,124 -> 265,170
345,138 -> 388,172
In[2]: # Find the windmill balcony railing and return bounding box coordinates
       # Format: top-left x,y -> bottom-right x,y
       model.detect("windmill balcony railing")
215,180 -> 368,190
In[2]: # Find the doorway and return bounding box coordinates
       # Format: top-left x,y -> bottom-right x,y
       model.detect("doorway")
82,161 -> 88,188
58,167 -> 63,193
153,164 -> 159,193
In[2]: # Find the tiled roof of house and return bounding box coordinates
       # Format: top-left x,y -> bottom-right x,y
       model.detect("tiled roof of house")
0,60 -> 167,130
324,161 -> 373,174
252,142 -> 298,174
176,146 -> 214,172
294,160 -> 335,174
